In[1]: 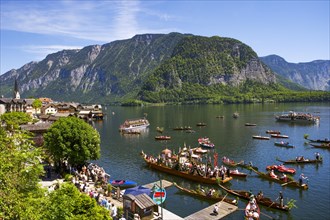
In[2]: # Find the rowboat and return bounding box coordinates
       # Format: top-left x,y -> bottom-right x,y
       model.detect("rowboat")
173,182 -> 238,205
266,130 -> 281,134
245,123 -> 257,126
141,151 -> 232,185
276,157 -> 323,164
266,164 -> 296,174
196,122 -> 207,126
155,135 -> 171,140
245,201 -> 260,220
310,143 -> 330,149
233,112 -> 239,118
218,184 -> 290,211
252,135 -> 270,140
152,185 -> 166,205
192,147 -> 208,154
229,169 -> 248,178
222,157 -> 243,167
198,137 -> 215,148
271,134 -> 289,138
110,180 -> 137,189
274,141 -> 295,148
250,168 -> 308,190
173,126 -> 192,131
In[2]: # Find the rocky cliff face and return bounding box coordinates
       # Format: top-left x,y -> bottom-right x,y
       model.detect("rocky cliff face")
260,55 -> 330,91
0,33 -> 292,103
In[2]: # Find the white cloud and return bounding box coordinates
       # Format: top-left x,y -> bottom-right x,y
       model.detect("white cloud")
21,44 -> 83,60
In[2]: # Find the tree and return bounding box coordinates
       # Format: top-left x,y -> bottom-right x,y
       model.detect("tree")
44,117 -> 101,169
32,99 -> 42,114
0,112 -> 32,131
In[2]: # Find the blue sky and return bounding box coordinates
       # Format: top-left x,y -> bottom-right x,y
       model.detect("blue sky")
1,0 -> 329,75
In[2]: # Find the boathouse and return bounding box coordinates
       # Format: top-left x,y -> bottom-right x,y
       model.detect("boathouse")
123,193 -> 158,220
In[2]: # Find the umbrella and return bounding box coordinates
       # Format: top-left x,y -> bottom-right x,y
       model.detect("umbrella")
123,185 -> 151,196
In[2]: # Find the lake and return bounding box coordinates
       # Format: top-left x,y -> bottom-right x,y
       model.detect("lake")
92,102 -> 330,220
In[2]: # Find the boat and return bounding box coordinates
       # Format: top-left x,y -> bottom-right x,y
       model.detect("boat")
250,168 -> 308,190
198,137 -> 215,148
152,185 -> 166,205
275,111 -> 319,124
141,151 -> 233,185
266,164 -> 296,174
233,112 -> 239,118
276,156 -> 322,164
245,201 -> 260,220
222,157 -> 243,167
192,147 -> 208,154
245,123 -> 257,126
252,135 -> 270,140
274,141 -> 295,148
156,127 -> 164,133
229,169 -> 248,178
216,115 -> 224,119
271,134 -> 289,138
110,180 -> 137,189
196,122 -> 207,126
155,135 -> 171,140
173,126 -> 192,131
309,143 -> 330,149
119,118 -> 150,132
121,130 -> 141,135
266,130 -> 281,134
218,184 -> 290,211
306,138 -> 330,144
173,182 -> 238,205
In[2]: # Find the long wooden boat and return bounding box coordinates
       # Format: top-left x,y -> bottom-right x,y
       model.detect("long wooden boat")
306,138 -> 330,144
173,182 -> 238,205
250,168 -> 308,190
252,135 -> 270,140
310,143 -> 330,149
276,157 -> 323,164
218,184 -> 290,211
196,122 -> 207,126
274,141 -> 295,148
245,123 -> 257,126
245,201 -> 260,219
271,134 -> 289,138
141,151 -> 232,185
155,135 -> 171,140
266,130 -> 281,134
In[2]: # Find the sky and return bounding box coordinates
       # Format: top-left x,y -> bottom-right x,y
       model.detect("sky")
0,0 -> 329,75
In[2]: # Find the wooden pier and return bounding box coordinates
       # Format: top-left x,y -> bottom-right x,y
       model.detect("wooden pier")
143,179 -> 173,189
184,201 -> 238,220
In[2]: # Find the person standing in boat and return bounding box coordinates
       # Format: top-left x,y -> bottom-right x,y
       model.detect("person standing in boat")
278,191 -> 284,208
315,152 -> 321,160
299,173 -> 308,186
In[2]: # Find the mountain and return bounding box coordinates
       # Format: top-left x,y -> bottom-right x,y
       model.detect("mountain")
0,33 -> 327,104
260,55 -> 330,91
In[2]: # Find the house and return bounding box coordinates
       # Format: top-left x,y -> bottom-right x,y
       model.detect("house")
41,103 -> 58,115
122,193 -> 158,220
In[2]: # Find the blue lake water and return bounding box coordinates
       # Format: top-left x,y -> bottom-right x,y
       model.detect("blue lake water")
92,103 -> 330,220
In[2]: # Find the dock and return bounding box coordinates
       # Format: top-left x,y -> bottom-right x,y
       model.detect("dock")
184,201 -> 238,220
143,179 -> 173,189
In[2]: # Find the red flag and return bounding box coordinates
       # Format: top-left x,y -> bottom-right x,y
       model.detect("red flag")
214,153 -> 218,167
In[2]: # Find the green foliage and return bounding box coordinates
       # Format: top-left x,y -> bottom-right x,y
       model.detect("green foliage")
0,127 -> 45,219
44,117 -> 101,169
32,99 -> 42,112
286,199 -> 297,209
0,112 -> 32,130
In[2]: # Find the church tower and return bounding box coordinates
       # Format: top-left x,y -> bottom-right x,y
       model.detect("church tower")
13,78 -> 20,99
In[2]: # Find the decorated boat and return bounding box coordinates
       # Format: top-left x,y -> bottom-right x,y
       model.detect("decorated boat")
119,118 -> 150,132
245,201 -> 260,220
274,141 -> 295,148
275,111 -> 319,124
250,168 -> 308,190
218,184 -> 291,211
252,135 -> 270,140
173,182 -> 238,205
266,164 -> 296,174
271,134 -> 289,138
276,156 -> 323,164
141,151 -> 232,185
155,135 -> 171,140
198,137 -> 215,148
266,130 -> 281,134
110,180 -> 137,189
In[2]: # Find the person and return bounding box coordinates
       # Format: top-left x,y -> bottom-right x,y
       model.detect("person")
269,169 -> 277,179
299,173 -> 308,186
213,204 -> 219,215
280,173 -> 287,182
257,190 -> 263,200
111,203 -> 118,220
278,191 -> 284,208
315,152 -> 320,160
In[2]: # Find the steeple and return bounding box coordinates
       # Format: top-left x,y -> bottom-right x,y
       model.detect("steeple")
13,78 -> 20,99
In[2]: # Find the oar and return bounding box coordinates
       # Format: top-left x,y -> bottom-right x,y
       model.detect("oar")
220,193 -> 228,203
267,201 -> 275,208
281,181 -> 295,186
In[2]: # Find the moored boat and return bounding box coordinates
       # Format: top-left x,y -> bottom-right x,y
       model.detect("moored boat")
275,111 -> 319,124
250,168 -> 308,190
252,135 -> 270,140
274,141 -> 295,148
141,151 -> 232,185
271,134 -> 289,138
110,180 -> 137,189
119,118 -> 150,132
218,184 -> 291,211
155,135 -> 171,140
276,156 -> 323,164
266,164 -> 296,174
173,182 -> 238,205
